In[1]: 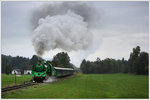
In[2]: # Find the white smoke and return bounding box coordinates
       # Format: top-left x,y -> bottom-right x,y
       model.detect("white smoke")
43,76 -> 57,83
32,10 -> 93,56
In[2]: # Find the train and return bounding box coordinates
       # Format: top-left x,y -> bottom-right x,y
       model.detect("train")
32,61 -> 74,82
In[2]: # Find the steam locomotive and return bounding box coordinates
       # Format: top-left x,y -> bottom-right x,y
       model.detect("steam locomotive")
32,61 -> 74,82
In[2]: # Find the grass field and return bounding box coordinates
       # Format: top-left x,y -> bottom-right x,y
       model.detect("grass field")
1,74 -> 32,88
2,74 -> 148,98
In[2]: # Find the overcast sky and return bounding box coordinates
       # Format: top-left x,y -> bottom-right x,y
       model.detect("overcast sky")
1,1 -> 149,67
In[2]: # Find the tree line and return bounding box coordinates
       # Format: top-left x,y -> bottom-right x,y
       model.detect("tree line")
80,46 -> 149,75
2,46 -> 148,75
2,52 -> 77,74
2,55 -> 29,74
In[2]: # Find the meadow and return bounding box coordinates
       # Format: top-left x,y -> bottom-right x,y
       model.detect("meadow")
2,74 -> 148,98
1,74 -> 32,88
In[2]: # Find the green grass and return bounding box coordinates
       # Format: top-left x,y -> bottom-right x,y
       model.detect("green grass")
2,74 -> 148,98
1,74 -> 32,88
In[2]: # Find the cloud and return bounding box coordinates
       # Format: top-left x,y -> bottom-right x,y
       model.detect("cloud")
87,30 -> 149,61
97,1 -> 149,33
2,37 -> 35,58
1,1 -> 149,67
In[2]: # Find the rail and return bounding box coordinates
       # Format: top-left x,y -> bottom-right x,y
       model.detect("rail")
2,82 -> 36,92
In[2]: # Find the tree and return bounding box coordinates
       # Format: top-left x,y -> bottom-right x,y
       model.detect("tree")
2,54 -> 11,73
30,55 -> 39,66
96,57 -> 101,63
121,58 -> 129,73
128,46 -> 149,75
80,59 -> 86,73
79,46 -> 148,75
128,46 -> 140,73
53,52 -> 71,68
5,64 -> 12,74
134,52 -> 149,75
21,62 -> 30,74
2,54 -> 34,73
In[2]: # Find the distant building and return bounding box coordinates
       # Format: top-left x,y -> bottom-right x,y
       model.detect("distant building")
12,69 -> 22,75
24,70 -> 32,75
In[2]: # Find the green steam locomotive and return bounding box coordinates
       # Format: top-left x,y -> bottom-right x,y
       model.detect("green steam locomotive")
32,61 -> 74,82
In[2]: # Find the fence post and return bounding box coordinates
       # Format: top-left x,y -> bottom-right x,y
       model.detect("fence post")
15,72 -> 16,84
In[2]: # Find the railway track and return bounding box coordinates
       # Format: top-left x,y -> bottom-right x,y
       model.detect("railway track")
2,74 -> 75,93
2,82 -> 36,92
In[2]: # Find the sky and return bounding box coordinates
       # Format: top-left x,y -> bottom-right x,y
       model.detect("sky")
1,1 -> 149,67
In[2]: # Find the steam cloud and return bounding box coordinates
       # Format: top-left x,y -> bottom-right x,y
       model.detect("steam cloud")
31,2 -> 100,56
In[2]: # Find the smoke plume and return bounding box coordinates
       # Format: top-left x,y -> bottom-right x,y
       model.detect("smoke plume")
31,2 -> 100,56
